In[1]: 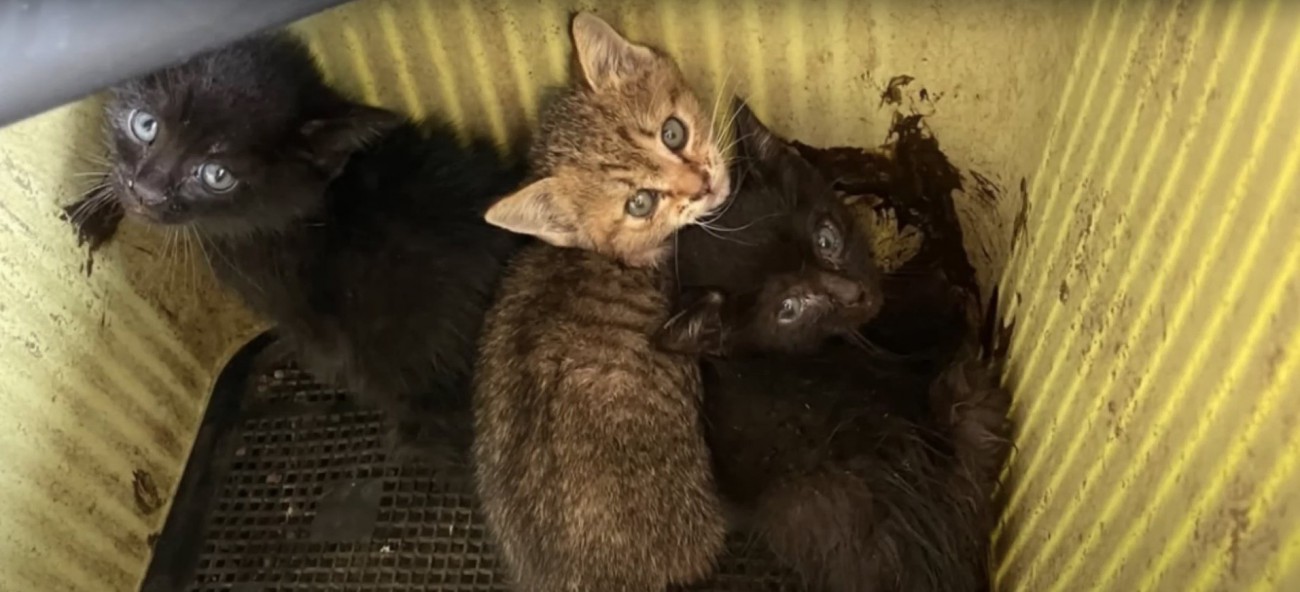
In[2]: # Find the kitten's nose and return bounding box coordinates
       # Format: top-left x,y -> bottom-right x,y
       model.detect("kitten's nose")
821,273 -> 866,306
689,172 -> 712,202
133,182 -> 170,207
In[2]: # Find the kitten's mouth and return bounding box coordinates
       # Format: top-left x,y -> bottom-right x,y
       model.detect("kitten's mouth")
121,190 -> 188,225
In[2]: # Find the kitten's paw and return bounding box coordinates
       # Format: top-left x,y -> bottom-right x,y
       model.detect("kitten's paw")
931,357 -> 1013,483
656,288 -> 727,355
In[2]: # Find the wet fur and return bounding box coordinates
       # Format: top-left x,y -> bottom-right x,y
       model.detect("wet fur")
662,103 -> 1012,591
473,14 -> 726,591
87,32 -> 524,461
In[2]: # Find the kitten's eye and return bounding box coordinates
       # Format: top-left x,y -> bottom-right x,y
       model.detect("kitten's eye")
777,297 -> 803,324
626,189 -> 659,218
815,222 -> 842,257
129,110 -> 159,143
199,163 -> 238,193
661,116 -> 688,152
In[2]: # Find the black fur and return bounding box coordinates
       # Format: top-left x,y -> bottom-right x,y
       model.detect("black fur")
661,100 -> 1011,592
85,31 -> 524,461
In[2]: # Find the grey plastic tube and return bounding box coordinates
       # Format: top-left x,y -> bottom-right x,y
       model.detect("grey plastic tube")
0,0 -> 352,128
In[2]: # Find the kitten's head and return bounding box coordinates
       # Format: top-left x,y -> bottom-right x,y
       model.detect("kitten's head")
483,13 -> 730,267
657,101 -> 883,356
104,33 -> 400,236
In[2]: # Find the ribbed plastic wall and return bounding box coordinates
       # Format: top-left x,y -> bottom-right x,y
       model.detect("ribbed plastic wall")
0,0 -> 1295,590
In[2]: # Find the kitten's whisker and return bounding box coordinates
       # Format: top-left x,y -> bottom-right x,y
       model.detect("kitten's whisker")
718,131 -> 753,156
698,211 -> 782,234
698,184 -> 742,224
205,236 -> 266,295
184,228 -> 199,297
158,229 -> 178,292
694,222 -> 756,246
719,100 -> 746,145
846,329 -> 912,362
708,68 -> 734,145
193,230 -> 215,275
69,147 -> 113,167
66,190 -> 110,227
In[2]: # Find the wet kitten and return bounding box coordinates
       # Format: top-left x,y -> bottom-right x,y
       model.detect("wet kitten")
659,103 -> 1011,592
70,31 -> 524,461
473,13 -> 730,592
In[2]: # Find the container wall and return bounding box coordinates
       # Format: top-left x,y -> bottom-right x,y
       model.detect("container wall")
994,1 -> 1300,590
0,0 -> 1295,590
0,101 -> 258,590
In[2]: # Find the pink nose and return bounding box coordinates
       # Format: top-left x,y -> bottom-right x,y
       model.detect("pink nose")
689,172 -> 712,202
131,179 -> 169,206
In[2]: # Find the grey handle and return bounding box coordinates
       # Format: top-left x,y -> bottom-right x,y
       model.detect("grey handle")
0,0 -> 353,128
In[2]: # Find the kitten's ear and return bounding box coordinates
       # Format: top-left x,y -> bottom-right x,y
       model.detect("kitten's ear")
485,178 -> 581,246
731,98 -> 783,163
300,105 -> 404,179
571,13 -> 656,91
655,290 -> 729,356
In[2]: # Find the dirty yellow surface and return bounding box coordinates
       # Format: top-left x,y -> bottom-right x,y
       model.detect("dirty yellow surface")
0,0 -> 1294,590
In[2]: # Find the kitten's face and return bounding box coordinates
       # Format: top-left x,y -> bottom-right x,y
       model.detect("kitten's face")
484,13 -> 730,267
103,35 -> 398,236
658,103 -> 883,356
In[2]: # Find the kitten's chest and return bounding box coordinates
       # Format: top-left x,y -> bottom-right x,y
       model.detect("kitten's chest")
208,233 -> 322,313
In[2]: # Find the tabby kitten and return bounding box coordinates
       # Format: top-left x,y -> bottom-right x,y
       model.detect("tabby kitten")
474,13 -> 729,592
70,31 -> 524,461
659,103 -> 1011,592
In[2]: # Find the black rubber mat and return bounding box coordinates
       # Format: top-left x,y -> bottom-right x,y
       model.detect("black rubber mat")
141,335 -> 803,591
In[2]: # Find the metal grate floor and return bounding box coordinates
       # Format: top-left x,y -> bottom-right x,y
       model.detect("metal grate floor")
146,344 -> 803,592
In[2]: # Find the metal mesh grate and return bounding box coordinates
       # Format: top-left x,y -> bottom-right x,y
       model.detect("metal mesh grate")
169,359 -> 804,591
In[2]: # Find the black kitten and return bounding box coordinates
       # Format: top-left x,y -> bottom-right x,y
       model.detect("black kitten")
68,32 -> 524,462
660,102 -> 1011,592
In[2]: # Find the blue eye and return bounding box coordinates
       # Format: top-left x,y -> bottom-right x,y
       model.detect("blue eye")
129,110 -> 159,143
199,162 -> 237,192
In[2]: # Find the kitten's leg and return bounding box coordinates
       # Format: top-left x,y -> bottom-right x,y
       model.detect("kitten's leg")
928,355 -> 1013,493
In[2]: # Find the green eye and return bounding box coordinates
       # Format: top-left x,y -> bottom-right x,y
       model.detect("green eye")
661,116 -> 687,151
626,189 -> 659,218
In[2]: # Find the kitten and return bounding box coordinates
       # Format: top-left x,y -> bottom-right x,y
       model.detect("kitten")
69,31 -> 524,461
473,13 -> 729,591
658,103 -> 1011,592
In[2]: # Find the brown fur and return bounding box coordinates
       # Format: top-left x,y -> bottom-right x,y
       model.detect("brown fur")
473,13 -> 727,591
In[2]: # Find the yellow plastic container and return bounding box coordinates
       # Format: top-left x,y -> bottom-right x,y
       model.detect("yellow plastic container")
1,0 -> 1296,590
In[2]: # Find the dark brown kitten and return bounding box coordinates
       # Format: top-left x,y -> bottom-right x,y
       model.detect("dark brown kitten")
659,103 -> 1011,592
473,14 -> 729,592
